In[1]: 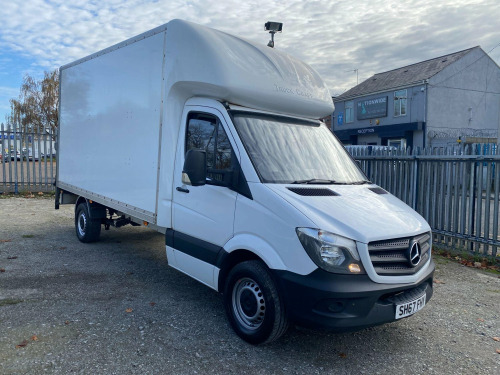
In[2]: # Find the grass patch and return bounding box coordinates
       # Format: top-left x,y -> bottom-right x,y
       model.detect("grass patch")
433,246 -> 500,275
22,234 -> 35,238
0,299 -> 23,307
432,256 -> 449,265
0,191 -> 55,199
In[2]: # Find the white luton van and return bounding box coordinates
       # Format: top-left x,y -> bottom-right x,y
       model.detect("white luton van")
56,19 -> 434,344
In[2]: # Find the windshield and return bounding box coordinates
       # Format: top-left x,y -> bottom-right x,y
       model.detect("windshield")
232,112 -> 367,184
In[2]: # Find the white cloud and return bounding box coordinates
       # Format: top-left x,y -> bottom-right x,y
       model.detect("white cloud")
0,0 -> 499,97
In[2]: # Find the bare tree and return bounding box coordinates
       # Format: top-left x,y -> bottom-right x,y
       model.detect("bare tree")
8,70 -> 59,134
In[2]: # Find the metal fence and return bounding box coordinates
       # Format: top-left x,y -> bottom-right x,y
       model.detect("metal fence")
1,124 -> 499,257
0,125 -> 56,193
347,144 -> 500,257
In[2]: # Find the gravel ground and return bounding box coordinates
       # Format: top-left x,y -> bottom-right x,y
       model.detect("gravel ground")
0,197 -> 499,375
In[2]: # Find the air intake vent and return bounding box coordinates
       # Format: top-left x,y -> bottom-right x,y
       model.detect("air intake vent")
287,187 -> 339,196
368,187 -> 387,195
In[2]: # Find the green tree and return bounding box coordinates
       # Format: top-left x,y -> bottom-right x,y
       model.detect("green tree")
8,70 -> 59,134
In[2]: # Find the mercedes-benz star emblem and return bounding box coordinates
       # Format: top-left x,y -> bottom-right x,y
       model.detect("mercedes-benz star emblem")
408,241 -> 422,267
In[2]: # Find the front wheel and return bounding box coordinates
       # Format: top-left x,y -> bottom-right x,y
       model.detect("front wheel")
223,260 -> 288,345
75,202 -> 101,243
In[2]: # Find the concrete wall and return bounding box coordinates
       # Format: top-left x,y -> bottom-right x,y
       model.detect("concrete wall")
427,48 -> 500,147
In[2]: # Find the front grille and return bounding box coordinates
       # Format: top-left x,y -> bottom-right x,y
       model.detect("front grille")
368,232 -> 431,276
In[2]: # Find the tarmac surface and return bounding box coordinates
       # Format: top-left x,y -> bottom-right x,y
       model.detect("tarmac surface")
0,197 -> 499,374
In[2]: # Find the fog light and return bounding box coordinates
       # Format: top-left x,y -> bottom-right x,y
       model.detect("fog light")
327,301 -> 345,313
348,263 -> 361,273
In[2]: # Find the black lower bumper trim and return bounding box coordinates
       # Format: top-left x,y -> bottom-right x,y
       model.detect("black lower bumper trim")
272,260 -> 435,331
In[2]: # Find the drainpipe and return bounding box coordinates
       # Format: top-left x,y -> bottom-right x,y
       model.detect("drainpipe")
423,79 -> 429,148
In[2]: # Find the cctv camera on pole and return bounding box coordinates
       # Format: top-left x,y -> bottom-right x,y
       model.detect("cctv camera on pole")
265,21 -> 283,48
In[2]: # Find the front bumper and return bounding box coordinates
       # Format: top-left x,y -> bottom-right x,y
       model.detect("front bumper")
272,260 -> 435,331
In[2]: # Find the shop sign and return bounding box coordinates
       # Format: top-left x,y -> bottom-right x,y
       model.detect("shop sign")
357,96 -> 387,120
357,128 -> 375,134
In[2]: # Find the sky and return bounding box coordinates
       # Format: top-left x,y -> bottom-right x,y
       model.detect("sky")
0,0 -> 499,123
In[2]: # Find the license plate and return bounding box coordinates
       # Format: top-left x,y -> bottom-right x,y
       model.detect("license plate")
395,294 -> 426,319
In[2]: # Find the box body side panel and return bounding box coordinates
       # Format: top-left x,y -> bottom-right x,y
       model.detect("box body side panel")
58,32 -> 165,218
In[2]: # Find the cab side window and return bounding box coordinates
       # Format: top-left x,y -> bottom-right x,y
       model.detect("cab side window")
186,112 -> 234,182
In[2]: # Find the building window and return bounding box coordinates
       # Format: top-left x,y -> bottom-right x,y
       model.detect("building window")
388,138 -> 407,149
345,101 -> 354,123
394,89 -> 407,117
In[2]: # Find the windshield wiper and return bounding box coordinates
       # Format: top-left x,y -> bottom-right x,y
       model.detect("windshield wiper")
291,179 -> 342,185
290,179 -> 372,185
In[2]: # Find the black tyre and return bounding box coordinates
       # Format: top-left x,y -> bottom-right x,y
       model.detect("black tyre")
223,260 -> 288,345
75,202 -> 101,243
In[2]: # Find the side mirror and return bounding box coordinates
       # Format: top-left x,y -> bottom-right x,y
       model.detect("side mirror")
182,149 -> 206,186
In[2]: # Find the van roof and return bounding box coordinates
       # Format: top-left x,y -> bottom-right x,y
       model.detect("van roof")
62,19 -> 334,119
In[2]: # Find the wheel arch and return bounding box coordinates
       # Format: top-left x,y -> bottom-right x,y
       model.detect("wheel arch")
217,234 -> 287,293
217,249 -> 260,293
75,196 -> 106,219
75,196 -> 87,214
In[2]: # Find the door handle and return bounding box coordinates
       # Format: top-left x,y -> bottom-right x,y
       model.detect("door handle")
176,186 -> 190,193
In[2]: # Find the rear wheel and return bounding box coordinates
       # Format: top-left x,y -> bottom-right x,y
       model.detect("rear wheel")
224,260 -> 288,344
75,202 -> 101,243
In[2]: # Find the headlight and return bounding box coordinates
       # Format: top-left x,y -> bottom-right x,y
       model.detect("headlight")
296,228 -> 364,274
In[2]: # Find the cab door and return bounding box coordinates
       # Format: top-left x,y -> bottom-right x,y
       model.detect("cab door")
170,106 -> 239,289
